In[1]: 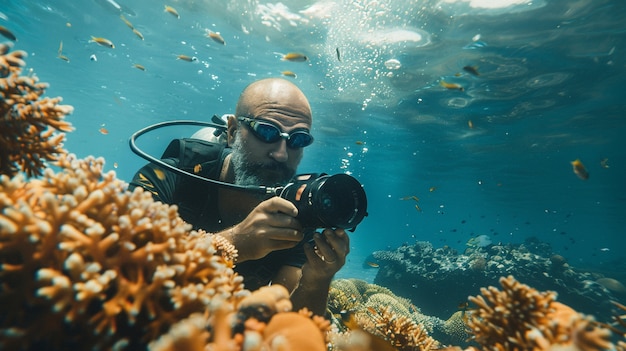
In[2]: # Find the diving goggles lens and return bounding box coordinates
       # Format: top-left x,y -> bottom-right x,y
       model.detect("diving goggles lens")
240,117 -> 314,148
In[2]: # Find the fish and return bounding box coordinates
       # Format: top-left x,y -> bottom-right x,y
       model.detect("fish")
113,162 -> 118,168
355,140 -> 364,145
57,41 -> 69,62
600,158 -> 610,168
177,54 -> 198,62
120,14 -> 134,29
132,28 -> 144,40
90,36 -> 115,48
193,164 -> 202,173
206,30 -> 225,45
132,63 -> 145,71
282,52 -> 308,62
463,65 -> 480,76
164,5 -> 180,19
336,47 -> 341,61
0,25 -> 17,41
429,186 -> 436,192
365,261 -> 379,268
400,195 -> 419,202
281,70 -> 297,78
440,80 -> 464,91
99,127 -> 109,135
468,120 -> 474,129
415,204 -> 422,212
571,159 -> 589,180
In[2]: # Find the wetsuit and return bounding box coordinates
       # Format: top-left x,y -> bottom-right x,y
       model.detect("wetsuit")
128,138 -> 306,290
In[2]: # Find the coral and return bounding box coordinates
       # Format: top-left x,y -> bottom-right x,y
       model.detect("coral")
0,43 -> 73,178
0,154 -> 245,350
443,311 -> 471,346
356,305 -> 439,351
328,279 -> 439,350
373,240 -> 617,320
466,275 -> 614,351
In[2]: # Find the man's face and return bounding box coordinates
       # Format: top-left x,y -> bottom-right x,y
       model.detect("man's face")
230,116 -> 307,186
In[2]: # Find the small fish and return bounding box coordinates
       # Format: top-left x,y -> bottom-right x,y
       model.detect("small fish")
282,52 -> 308,62
132,63 -> 145,71
120,14 -> 134,29
600,158 -> 609,168
365,261 -> 379,268
113,162 -> 118,168
177,54 -> 197,62
90,36 -> 115,48
440,80 -> 464,91
463,65 -> 480,76
132,28 -> 144,40
0,25 -> 17,41
153,168 -> 166,180
58,54 -> 70,62
99,127 -> 109,135
193,164 -> 202,173
571,159 -> 589,180
429,186 -> 437,192
281,70 -> 297,78
400,195 -> 419,202
355,140 -> 364,145
415,204 -> 422,212
336,47 -> 341,61
58,41 -> 64,55
206,30 -> 225,45
164,5 -> 180,19
468,120 -> 474,129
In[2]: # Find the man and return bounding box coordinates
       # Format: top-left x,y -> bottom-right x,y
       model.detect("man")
129,78 -> 350,316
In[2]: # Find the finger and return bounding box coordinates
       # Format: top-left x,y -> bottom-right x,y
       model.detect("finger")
321,228 -> 350,255
258,197 -> 298,216
265,228 -> 304,242
266,212 -> 302,231
312,232 -> 337,261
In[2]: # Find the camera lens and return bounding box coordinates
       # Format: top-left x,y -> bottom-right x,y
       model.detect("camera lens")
278,173 -> 367,229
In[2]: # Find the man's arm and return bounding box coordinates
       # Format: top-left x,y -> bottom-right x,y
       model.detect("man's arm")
272,228 -> 350,317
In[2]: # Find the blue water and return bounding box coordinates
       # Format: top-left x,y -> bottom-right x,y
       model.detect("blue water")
2,0 -> 625,282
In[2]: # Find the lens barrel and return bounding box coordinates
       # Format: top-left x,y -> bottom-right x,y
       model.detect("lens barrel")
277,173 -> 367,229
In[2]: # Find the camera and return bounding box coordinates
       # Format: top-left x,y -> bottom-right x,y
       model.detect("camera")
276,173 -> 367,230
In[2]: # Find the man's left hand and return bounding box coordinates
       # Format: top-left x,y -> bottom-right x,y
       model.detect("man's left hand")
303,228 -> 350,279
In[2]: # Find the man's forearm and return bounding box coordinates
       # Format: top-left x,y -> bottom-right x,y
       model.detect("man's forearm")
289,273 -> 333,317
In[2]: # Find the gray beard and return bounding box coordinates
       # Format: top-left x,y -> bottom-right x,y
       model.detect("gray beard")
230,134 -> 295,187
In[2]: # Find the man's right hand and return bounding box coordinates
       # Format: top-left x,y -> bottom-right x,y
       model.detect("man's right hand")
219,197 -> 304,262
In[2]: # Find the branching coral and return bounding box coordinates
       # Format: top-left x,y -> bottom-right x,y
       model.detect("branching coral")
0,43 -> 73,178
0,154 -> 245,350
466,275 -> 614,351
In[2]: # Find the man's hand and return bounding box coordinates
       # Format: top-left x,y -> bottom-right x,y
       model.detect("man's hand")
222,197 -> 304,262
302,228 -> 350,280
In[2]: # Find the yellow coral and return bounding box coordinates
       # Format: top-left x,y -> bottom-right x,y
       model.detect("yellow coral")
467,275 -> 614,351
0,43 -> 73,178
0,154 -> 245,350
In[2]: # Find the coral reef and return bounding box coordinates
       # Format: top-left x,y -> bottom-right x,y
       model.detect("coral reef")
2,39 -> 624,351
0,43 -> 73,178
328,278 -> 441,350
466,275 -> 614,351
0,153 -> 246,350
372,240 -> 620,320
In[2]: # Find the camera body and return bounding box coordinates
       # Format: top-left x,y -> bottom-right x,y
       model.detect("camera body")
276,173 -> 367,230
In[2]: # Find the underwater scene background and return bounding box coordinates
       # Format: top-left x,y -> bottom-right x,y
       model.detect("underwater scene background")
2,0 -> 626,341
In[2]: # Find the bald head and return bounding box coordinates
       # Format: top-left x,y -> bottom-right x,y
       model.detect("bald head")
235,78 -> 312,126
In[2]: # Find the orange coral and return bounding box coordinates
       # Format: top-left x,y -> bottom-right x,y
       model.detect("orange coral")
0,153 -> 245,350
0,43 -> 73,178
466,275 -> 614,351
